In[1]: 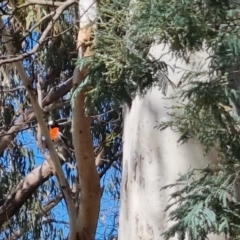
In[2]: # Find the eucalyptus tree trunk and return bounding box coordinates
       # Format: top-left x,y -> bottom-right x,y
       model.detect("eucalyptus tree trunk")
118,45 -> 225,240
70,0 -> 101,239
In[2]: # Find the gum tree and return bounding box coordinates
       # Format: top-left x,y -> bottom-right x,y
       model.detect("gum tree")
2,0 -> 240,239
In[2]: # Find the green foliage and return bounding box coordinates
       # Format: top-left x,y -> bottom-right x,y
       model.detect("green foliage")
157,72 -> 240,239
137,0 -> 240,239
162,166 -> 240,240
72,0 -> 174,109
130,0 -> 229,57
157,72 -> 240,157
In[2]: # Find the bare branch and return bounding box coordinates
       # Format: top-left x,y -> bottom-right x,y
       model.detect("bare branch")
44,100 -> 71,113
43,218 -> 69,225
0,78 -> 72,155
8,193 -> 64,240
95,147 -> 105,167
37,79 -> 44,151
0,160 -> 53,227
99,151 -> 122,179
17,0 -> 70,8
0,86 -> 26,93
24,12 -> 55,38
42,193 -> 63,214
42,77 -> 72,105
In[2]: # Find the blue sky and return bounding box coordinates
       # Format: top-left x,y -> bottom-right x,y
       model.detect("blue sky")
0,9 -> 120,239
15,123 -> 120,239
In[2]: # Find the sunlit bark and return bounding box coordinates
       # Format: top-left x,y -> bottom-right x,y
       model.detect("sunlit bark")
71,0 -> 101,239
119,44 -> 225,240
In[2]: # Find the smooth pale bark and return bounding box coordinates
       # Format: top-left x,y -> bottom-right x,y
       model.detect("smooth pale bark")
118,45 -> 225,240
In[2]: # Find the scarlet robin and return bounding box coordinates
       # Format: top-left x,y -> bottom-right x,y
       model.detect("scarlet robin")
48,120 -> 72,162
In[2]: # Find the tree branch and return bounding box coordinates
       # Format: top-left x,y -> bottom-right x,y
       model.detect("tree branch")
42,193 -> 63,214
0,86 -> 26,93
17,0 -> 70,8
37,79 -> 44,151
0,0 -> 76,66
16,60 -> 76,240
0,160 -> 53,227
8,192 -> 63,240
0,78 -> 72,155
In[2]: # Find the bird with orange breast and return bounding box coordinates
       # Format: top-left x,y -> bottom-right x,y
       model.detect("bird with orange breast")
48,120 -> 73,162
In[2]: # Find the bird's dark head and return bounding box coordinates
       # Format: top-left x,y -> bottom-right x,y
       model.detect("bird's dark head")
48,120 -> 59,128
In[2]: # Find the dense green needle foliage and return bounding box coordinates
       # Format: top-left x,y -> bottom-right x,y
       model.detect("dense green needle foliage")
72,0 -> 175,109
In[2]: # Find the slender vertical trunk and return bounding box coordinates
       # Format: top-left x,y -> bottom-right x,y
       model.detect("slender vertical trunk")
71,1 -> 101,239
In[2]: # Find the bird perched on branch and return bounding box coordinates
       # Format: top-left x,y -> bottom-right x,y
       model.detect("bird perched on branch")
48,120 -> 73,162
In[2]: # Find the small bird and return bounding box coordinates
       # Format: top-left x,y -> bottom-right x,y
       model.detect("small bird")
48,120 -> 73,162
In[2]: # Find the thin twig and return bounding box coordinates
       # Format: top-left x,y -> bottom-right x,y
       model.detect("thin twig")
23,12 -> 55,39
17,0 -> 69,9
8,192 -> 64,240
37,78 -> 44,151
0,86 -> 25,93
